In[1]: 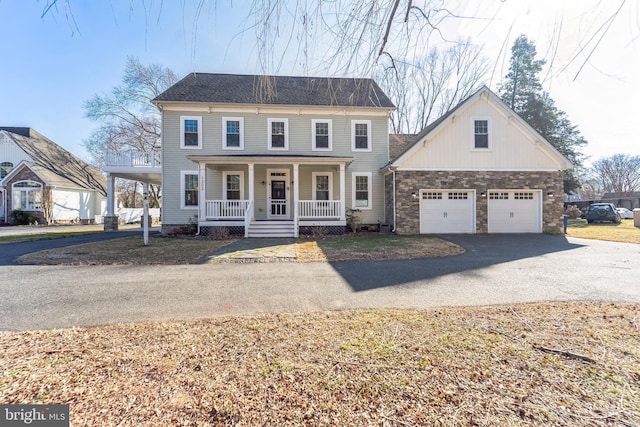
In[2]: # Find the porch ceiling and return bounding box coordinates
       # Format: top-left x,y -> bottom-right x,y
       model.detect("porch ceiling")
106,171 -> 162,186
187,154 -> 354,166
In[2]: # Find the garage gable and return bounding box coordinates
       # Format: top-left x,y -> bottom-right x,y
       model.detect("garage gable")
389,87 -> 573,172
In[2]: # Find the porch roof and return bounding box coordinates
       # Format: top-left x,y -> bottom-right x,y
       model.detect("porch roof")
187,154 -> 354,166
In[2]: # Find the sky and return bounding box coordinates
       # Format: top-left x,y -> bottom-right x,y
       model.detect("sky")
0,0 -> 638,168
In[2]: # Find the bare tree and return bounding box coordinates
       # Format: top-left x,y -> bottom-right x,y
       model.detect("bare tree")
590,154 -> 640,194
83,56 -> 177,208
377,38 -> 488,134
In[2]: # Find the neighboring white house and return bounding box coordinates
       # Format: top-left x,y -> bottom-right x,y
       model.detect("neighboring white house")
383,86 -> 573,234
0,127 -> 107,224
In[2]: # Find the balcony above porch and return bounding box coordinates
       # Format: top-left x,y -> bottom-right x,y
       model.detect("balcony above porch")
103,150 -> 161,185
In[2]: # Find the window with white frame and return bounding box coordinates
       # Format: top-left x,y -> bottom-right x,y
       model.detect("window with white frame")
312,119 -> 332,151
268,118 -> 288,150
1,162 -> 13,179
223,117 -> 244,149
180,116 -> 202,149
472,118 -> 490,149
352,120 -> 372,151
223,171 -> 244,200
352,172 -> 372,209
181,171 -> 198,208
312,172 -> 333,201
12,181 -> 42,210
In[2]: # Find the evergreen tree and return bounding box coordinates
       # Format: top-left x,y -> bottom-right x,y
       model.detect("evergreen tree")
498,35 -> 586,193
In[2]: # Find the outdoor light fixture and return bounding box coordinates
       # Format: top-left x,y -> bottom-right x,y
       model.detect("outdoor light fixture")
261,181 -> 265,185
411,191 -> 417,199
480,191 -> 487,197
547,191 -> 554,198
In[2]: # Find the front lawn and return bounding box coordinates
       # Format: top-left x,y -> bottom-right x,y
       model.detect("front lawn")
566,218 -> 640,244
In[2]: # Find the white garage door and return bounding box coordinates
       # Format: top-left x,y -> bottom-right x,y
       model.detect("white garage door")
488,190 -> 541,233
420,190 -> 475,233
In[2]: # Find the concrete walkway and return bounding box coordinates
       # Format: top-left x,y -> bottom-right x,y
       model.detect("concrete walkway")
203,238 -> 297,263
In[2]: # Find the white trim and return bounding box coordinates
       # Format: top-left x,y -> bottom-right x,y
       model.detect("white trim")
222,117 -> 244,150
155,103 -> 392,116
471,116 -> 492,150
352,172 -> 372,210
311,119 -> 333,151
351,120 -> 372,152
267,118 -> 289,151
180,116 -> 202,149
222,171 -> 245,200
311,172 -> 333,201
11,180 -> 43,211
394,167 -> 562,172
180,170 -> 199,209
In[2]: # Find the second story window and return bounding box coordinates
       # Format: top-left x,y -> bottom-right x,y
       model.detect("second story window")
352,120 -> 372,152
1,162 -> 13,179
473,118 -> 490,149
181,116 -> 202,149
312,119 -> 332,151
223,117 -> 244,150
268,118 -> 288,150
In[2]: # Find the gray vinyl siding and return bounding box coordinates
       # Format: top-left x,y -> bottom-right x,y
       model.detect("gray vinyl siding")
161,109 -> 389,225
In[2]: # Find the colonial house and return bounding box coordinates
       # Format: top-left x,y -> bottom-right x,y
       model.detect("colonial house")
383,86 -> 572,234
102,76 -> 570,236
0,127 -> 107,225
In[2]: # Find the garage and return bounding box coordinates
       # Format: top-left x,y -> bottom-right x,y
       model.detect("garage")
487,190 -> 541,233
419,190 -> 475,233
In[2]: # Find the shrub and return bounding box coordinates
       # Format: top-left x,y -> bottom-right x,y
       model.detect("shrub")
10,210 -> 40,225
564,205 -> 582,219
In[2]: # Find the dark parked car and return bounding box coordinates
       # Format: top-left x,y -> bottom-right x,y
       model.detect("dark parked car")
586,203 -> 621,224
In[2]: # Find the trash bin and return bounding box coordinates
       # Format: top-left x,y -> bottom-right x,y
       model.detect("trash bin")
634,209 -> 640,228
563,214 -> 569,234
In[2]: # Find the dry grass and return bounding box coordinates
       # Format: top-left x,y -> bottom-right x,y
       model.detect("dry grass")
567,219 -> 640,244
1,302 -> 638,426
17,234 -> 463,265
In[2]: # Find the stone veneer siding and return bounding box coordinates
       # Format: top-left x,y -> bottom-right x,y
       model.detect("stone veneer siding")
384,173 -> 394,228
392,170 -> 565,234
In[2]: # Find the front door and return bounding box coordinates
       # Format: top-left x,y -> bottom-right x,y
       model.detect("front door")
267,169 -> 290,219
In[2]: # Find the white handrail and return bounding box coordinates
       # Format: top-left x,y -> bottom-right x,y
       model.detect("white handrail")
105,150 -> 161,168
244,200 -> 254,237
298,200 -> 341,218
205,200 -> 249,219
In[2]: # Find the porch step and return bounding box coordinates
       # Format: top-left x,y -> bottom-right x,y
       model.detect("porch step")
246,221 -> 296,238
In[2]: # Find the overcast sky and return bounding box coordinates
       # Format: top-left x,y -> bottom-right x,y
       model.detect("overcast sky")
1,0 -> 637,167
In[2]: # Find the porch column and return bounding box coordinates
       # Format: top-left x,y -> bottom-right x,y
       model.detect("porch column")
142,182 -> 149,246
198,163 -> 206,232
103,173 -> 118,232
293,163 -> 299,237
248,163 -> 255,220
339,163 -> 346,221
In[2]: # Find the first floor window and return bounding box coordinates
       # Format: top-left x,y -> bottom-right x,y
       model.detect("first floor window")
352,173 -> 371,209
314,174 -> 330,200
224,173 -> 243,200
473,119 -> 489,149
12,181 -> 42,210
182,173 -> 198,208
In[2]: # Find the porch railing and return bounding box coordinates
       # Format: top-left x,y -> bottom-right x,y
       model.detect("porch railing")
205,200 -> 249,219
298,200 -> 341,219
244,201 -> 254,237
105,150 -> 161,168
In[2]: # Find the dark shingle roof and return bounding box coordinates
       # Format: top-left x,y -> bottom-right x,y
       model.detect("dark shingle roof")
0,127 -> 107,196
153,73 -> 395,108
388,134 -> 416,160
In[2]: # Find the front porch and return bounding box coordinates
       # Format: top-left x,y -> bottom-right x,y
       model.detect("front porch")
189,155 -> 353,238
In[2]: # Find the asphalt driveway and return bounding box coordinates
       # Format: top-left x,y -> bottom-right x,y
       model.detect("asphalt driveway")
1,234 -> 639,331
